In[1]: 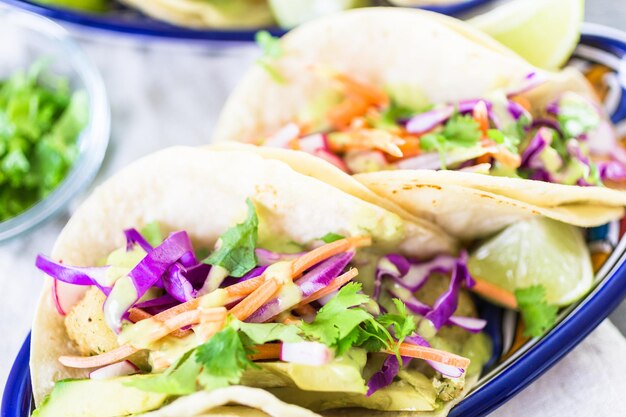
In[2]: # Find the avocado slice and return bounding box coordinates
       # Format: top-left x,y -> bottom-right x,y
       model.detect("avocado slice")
33,375 -> 167,417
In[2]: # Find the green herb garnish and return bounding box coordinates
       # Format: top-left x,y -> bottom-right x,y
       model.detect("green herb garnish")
0,61 -> 88,221
202,198 -> 258,277
515,285 -> 558,338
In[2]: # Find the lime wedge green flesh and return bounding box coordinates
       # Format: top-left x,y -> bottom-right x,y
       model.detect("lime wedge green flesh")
468,0 -> 584,70
468,218 -> 593,306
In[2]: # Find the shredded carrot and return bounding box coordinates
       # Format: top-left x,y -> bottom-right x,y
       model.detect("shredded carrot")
230,279 -> 281,321
59,344 -> 139,369
297,268 -> 359,307
280,314 -> 302,325
388,343 -> 470,369
292,237 -> 371,277
395,137 -> 421,159
225,275 -> 267,302
327,129 -> 405,157
147,307 -> 226,343
471,277 -> 517,310
475,154 -> 492,165
293,303 -> 316,317
328,96 -> 370,129
473,100 -> 490,135
492,147 -> 522,169
511,96 -> 532,113
249,343 -> 282,361
195,313 -> 227,343
138,237 -> 370,326
129,308 -> 190,338
334,73 -> 389,106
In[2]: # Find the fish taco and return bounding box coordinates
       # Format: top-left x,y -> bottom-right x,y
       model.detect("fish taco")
31,147 -> 495,417
213,8 -> 626,239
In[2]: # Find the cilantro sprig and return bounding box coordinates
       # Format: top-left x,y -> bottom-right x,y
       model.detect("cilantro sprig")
515,285 -> 558,338
202,199 -> 258,277
255,31 -> 285,84
301,283 -> 416,358
420,113 -> 481,168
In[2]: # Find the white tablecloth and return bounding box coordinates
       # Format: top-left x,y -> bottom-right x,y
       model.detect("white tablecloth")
2,12 -> 626,416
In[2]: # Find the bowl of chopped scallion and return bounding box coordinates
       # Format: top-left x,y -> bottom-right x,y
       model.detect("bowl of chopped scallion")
0,7 -> 109,241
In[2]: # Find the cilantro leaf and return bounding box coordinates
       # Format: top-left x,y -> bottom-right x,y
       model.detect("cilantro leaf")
255,31 -> 285,84
301,282 -> 372,346
235,320 -> 304,345
203,199 -> 258,277
352,319 -> 393,354
419,114 -> 481,169
320,232 -> 345,244
488,128 -> 520,154
195,326 -> 256,390
443,113 -> 481,147
377,299 -> 416,345
515,285 -> 558,338
371,102 -> 415,130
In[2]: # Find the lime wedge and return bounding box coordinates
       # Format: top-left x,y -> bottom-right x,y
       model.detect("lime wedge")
468,218 -> 593,306
468,0 -> 584,70
269,0 -> 367,29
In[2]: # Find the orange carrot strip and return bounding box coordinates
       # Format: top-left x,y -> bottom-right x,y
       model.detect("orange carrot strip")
225,275 -> 267,302
328,96 -> 369,129
292,237 -> 371,278
471,277 -> 518,310
195,314 -> 227,343
249,343 -> 282,361
297,268 -> 359,307
280,314 -> 302,325
293,303 -> 316,317
328,129 -> 405,157
230,279 -> 281,321
335,73 -> 389,106
129,307 -> 190,338
59,344 -> 139,369
388,343 -> 470,369
473,100 -> 490,135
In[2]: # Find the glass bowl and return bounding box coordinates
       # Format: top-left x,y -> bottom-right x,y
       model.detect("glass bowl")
0,7 -> 110,242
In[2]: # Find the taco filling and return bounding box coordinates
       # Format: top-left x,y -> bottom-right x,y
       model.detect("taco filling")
33,199 -> 489,416
256,70 -> 624,187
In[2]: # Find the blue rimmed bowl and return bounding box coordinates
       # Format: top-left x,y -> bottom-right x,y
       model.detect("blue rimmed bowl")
3,23 -> 626,417
0,0 -> 493,41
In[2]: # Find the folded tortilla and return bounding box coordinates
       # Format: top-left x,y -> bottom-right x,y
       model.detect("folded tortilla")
31,147 -> 466,416
213,7 -> 626,239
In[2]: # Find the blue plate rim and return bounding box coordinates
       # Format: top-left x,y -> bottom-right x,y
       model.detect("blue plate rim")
0,0 -> 494,42
3,23 -> 626,417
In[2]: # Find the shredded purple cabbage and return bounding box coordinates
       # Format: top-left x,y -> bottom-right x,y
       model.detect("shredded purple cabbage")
246,252 -> 354,323
366,355 -> 412,396
406,106 -> 454,134
124,228 -> 153,253
255,249 -> 304,266
35,256 -> 113,295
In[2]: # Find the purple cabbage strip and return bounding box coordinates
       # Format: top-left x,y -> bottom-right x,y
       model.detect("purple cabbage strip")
105,231 -> 195,332
246,252 -> 354,323
507,100 -> 526,120
374,254 -> 410,300
396,255 -> 457,292
162,264 -> 197,303
405,334 -> 465,378
424,260 -> 468,330
221,265 -> 268,288
406,106 -> 454,134
124,228 -> 153,253
520,128 -> 551,169
134,294 -> 179,315
35,255 -> 113,295
598,160 -> 626,181
255,249 -> 304,266
366,355 -> 412,396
